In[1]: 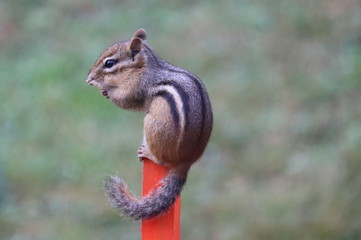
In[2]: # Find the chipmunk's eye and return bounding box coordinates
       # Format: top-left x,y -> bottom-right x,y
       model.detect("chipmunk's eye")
104,59 -> 117,69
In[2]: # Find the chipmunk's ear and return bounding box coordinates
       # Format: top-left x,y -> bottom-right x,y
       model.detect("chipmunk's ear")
129,37 -> 142,59
131,29 -> 147,41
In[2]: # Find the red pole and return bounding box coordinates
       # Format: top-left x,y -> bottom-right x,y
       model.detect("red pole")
141,158 -> 181,240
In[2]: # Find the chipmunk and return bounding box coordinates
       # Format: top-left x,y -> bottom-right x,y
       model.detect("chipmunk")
86,29 -> 213,220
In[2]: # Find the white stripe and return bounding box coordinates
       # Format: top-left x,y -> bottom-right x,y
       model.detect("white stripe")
154,85 -> 185,137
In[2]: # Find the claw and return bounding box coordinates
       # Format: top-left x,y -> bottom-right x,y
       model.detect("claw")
137,144 -> 159,163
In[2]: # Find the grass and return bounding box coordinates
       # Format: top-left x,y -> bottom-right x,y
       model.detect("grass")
1,0 -> 361,239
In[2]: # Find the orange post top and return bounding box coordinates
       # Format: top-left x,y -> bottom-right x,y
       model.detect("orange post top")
141,158 -> 181,240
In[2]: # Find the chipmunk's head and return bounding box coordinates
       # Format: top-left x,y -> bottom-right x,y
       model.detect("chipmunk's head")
86,29 -> 148,109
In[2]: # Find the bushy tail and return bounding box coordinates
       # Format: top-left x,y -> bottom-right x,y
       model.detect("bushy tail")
104,170 -> 186,220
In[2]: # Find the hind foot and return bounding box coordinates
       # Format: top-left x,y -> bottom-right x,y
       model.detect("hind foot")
137,144 -> 160,164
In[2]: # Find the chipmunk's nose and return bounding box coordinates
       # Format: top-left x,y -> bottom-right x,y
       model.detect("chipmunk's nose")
86,76 -> 94,85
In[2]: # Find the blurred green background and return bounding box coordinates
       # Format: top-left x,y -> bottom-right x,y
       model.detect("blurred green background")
1,0 -> 361,239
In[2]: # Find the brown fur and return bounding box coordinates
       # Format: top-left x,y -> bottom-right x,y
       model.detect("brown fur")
86,29 -> 213,220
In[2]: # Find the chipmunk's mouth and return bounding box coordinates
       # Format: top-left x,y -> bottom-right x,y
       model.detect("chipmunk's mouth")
101,89 -> 109,99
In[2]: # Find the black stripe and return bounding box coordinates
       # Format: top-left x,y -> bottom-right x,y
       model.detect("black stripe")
165,71 -> 207,143
143,45 -> 163,68
155,90 -> 180,129
185,73 -> 206,142
144,44 -> 206,141
157,81 -> 190,131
